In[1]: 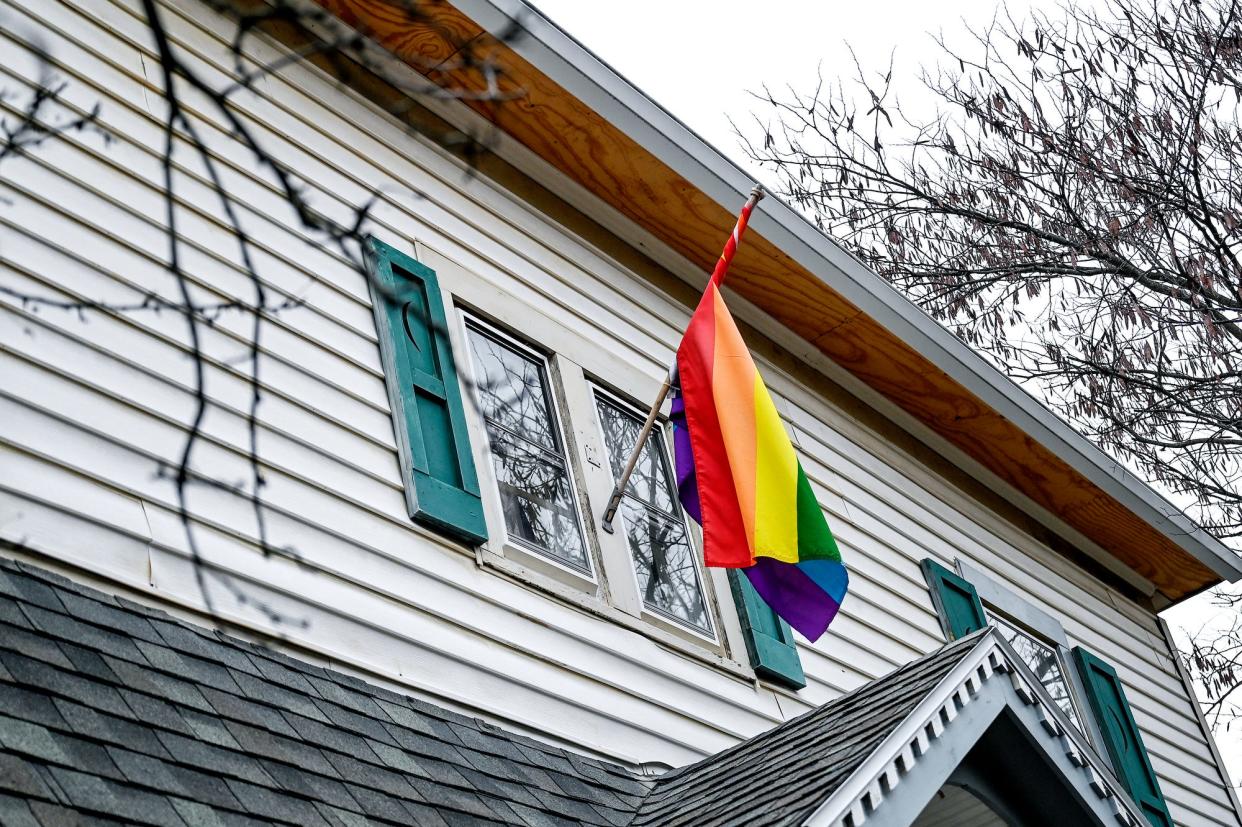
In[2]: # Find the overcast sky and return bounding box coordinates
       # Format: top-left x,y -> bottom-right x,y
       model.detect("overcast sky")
530,0 -> 1241,780
530,0 -> 1037,179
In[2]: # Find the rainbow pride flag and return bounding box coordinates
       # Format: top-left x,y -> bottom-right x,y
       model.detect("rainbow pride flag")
671,194 -> 848,642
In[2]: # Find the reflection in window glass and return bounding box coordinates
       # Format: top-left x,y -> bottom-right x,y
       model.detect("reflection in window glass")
595,394 -> 712,634
466,325 -> 588,571
991,616 -> 1081,730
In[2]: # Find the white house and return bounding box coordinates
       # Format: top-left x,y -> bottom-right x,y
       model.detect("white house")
0,0 -> 1239,823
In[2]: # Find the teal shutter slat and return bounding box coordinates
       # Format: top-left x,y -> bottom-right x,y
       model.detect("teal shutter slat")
368,239 -> 487,544
1072,647 -> 1173,827
920,559 -> 987,640
729,571 -> 805,689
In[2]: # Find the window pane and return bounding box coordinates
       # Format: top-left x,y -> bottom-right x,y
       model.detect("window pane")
595,392 -> 712,635
467,327 -> 559,452
618,498 -> 710,632
466,324 -> 588,572
594,397 -> 676,514
992,617 -> 1081,729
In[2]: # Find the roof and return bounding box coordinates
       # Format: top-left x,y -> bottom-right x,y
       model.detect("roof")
312,0 -> 1241,600
0,555 -> 650,826
0,555 -> 1152,827
636,627 -> 1152,827
631,634 -> 982,827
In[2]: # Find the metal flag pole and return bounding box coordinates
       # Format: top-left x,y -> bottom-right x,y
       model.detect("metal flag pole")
600,184 -> 765,534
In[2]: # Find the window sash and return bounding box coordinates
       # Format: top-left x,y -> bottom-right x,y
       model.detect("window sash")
991,614 -> 1083,731
593,391 -> 714,637
464,320 -> 590,573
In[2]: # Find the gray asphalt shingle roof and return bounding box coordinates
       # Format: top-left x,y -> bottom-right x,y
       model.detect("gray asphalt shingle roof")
0,553 -> 985,826
630,633 -> 983,827
0,555 -> 650,826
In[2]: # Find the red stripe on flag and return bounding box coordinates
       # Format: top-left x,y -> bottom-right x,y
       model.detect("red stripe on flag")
677,284 -> 752,568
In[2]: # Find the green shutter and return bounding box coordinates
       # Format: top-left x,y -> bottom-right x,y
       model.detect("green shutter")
729,571 -> 805,689
367,238 -> 487,545
920,559 -> 987,640
1072,647 -> 1173,827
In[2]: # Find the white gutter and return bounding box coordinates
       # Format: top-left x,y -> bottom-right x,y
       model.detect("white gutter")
449,0 -> 1242,583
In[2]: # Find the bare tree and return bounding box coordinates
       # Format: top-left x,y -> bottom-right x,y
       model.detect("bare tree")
1,0 -> 524,629
740,0 -> 1242,726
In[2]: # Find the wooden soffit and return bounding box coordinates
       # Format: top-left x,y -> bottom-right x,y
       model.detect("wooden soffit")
316,0 -> 1230,601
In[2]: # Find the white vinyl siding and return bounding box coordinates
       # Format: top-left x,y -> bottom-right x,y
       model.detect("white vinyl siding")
0,0 -> 1235,823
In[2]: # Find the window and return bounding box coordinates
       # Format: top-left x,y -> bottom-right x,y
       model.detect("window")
464,321 -> 590,573
593,391 -> 713,635
989,614 -> 1081,731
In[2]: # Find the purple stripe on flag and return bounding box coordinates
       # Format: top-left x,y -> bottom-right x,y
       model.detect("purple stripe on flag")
744,557 -> 842,642
670,389 -> 703,524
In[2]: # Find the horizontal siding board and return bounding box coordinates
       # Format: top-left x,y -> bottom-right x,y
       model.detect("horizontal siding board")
0,0 -> 1233,822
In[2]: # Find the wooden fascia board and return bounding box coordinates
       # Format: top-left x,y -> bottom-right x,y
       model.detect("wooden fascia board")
314,0 -> 1240,600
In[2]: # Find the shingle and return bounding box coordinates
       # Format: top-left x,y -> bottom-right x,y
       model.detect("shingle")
53,700 -> 173,761
0,751 -> 60,799
3,570 -> 67,613
54,591 -> 164,646
28,798 -> 107,827
164,764 -> 245,811
223,720 -> 338,779
397,799 -> 453,827
313,799 -> 378,827
2,653 -> 130,719
455,767 -> 544,810
309,698 -> 399,747
260,758 -> 360,811
505,800 -> 583,827
107,746 -> 183,793
0,596 -> 29,627
226,778 -> 330,825
154,730 -> 277,787
0,682 -> 66,732
19,604 -> 145,663
344,782 -> 419,823
395,728 -> 468,766
43,766 -> 118,816
404,754 -> 472,790
181,709 -> 243,750
0,716 -> 68,764
453,724 -> 528,764
0,792 -> 41,827
169,797 -> 227,827
198,687 -> 297,738
324,751 -> 419,800
230,671 -> 329,723
280,710 -> 375,758
244,653 -> 322,697
49,732 -> 125,781
0,622 -> 75,669
104,658 -> 214,714
376,699 -> 447,739
151,621 -> 258,676
58,642 -> 120,683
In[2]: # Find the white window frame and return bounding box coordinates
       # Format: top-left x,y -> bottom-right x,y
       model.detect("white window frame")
457,311 -> 597,585
590,383 -> 719,644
